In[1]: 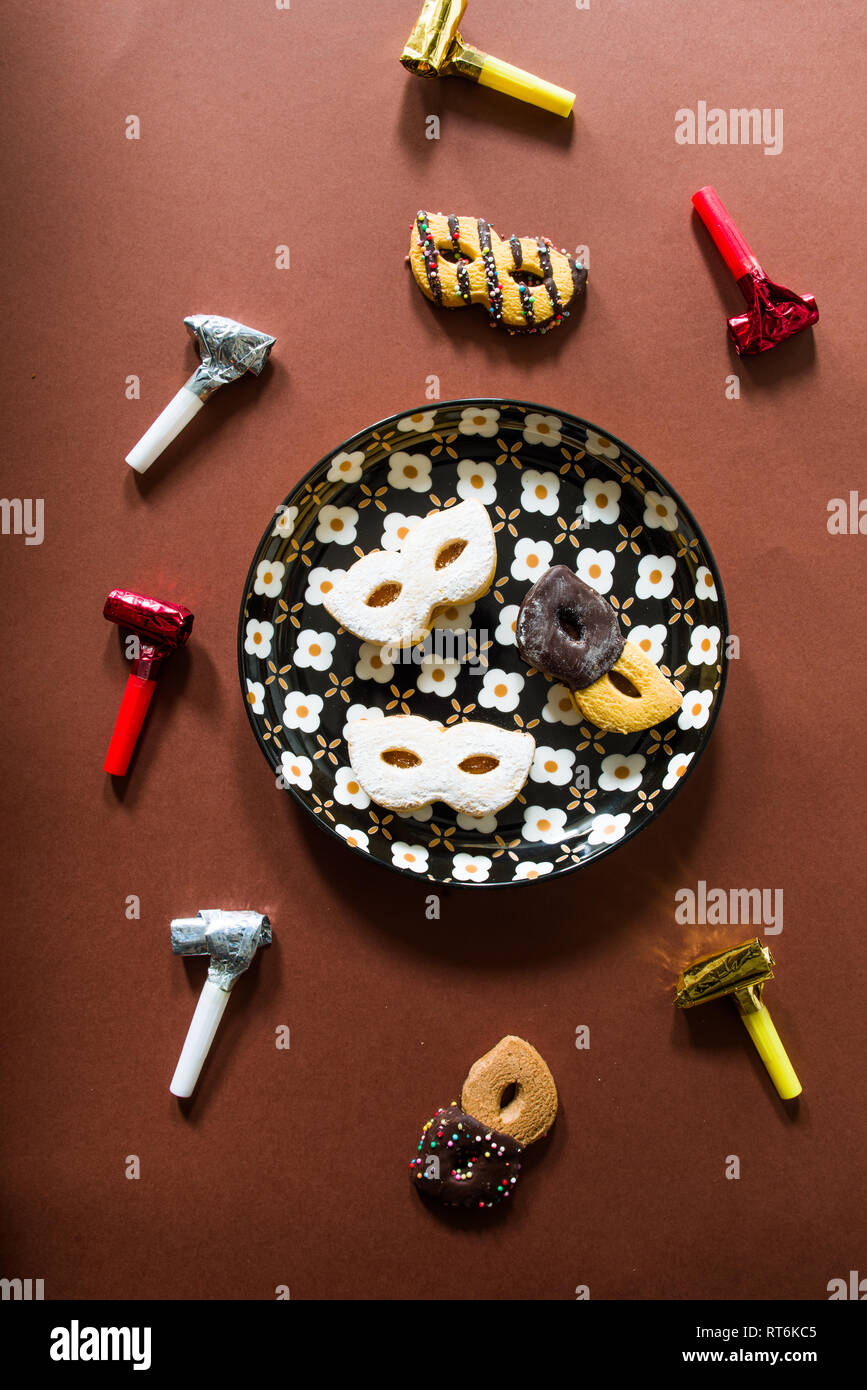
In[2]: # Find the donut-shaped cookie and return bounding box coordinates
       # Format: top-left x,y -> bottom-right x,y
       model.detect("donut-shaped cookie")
571,640 -> 682,734
516,564 -> 624,689
410,1104 -> 523,1209
461,1035 -> 558,1147
409,211 -> 587,336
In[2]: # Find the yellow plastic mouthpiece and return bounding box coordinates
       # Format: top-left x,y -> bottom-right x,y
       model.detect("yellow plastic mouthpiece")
477,55 -> 575,118
735,997 -> 802,1101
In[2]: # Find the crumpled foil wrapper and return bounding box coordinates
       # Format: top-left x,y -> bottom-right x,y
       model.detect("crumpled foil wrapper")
183,314 -> 276,401
674,938 -> 774,1009
171,909 -> 272,992
729,267 -> 819,356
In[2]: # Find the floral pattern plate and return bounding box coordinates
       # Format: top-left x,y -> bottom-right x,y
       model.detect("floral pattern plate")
238,399 -> 728,887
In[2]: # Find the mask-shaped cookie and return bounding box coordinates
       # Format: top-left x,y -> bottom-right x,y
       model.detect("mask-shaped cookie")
323,498 -> 496,646
571,639 -> 682,734
409,211 -> 587,336
346,714 -> 534,817
516,565 -> 682,733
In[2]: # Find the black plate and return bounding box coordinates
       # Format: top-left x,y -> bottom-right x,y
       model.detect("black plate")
238,399 -> 728,886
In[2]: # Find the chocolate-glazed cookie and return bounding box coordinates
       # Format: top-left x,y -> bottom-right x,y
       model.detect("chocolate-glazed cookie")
410,1104 -> 522,1209
516,565 -> 624,690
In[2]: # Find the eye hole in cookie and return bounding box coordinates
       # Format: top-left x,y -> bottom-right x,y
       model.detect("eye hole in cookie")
609,670 -> 641,698
510,270 -> 545,286
366,581 -> 403,608
435,539 -> 468,570
499,1082 -> 520,1110
458,754 -> 500,775
380,748 -> 422,768
435,244 -> 477,264
556,607 -> 585,644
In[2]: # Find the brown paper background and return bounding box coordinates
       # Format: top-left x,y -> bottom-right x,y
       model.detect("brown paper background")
1,0 -> 865,1301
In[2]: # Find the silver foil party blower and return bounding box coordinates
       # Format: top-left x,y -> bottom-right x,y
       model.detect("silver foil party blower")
170,909 -> 271,1097
126,314 -> 276,474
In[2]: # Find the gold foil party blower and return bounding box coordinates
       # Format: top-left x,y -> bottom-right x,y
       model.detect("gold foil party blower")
400,0 -> 575,118
674,938 -> 802,1100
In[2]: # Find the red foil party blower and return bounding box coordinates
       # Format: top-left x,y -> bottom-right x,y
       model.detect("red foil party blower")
692,186 -> 819,356
103,589 -> 194,775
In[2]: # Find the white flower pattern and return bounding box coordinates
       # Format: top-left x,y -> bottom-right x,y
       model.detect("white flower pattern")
678,689 -> 714,730
531,745 -> 576,786
520,469 -> 560,516
391,841 -> 429,873
458,406 -> 499,437
272,505 -> 298,539
283,690 -> 324,733
245,679 -> 265,715
279,752 -> 313,791
687,624 -> 721,665
327,451 -> 365,484
522,805 -> 568,844
582,478 -> 621,525
635,554 -> 676,600
587,811 -> 630,844
334,765 -> 370,808
456,458 -> 497,504
387,451 -> 432,492
576,547 -> 616,595
294,629 -> 336,671
452,853 -> 492,883
244,619 -> 274,659
643,490 -> 678,532
478,667 -> 524,712
523,413 -> 561,447
511,536 -> 553,582
316,504 -> 358,546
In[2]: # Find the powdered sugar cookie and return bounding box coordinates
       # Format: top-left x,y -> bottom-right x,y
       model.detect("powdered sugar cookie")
322,498 -> 496,647
346,713 -> 534,818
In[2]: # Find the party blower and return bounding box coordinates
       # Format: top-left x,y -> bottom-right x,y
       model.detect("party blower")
400,0 -> 575,118
170,909 -> 272,1098
125,313 -> 276,473
675,938 -> 802,1101
692,186 -> 819,356
103,589 -> 194,776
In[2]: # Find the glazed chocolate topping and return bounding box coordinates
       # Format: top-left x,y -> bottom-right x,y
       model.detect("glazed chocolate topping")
410,1104 -> 522,1209
416,212 -> 443,304
516,564 -> 625,690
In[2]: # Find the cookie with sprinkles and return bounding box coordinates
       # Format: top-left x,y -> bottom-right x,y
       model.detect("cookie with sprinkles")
407,211 -> 587,336
410,1104 -> 523,1209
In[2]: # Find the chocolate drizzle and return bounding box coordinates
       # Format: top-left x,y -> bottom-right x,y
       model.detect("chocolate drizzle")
478,218 -> 503,324
509,234 -> 523,268
518,284 -> 535,327
537,238 -> 561,317
416,211 -> 442,305
449,213 -> 472,304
